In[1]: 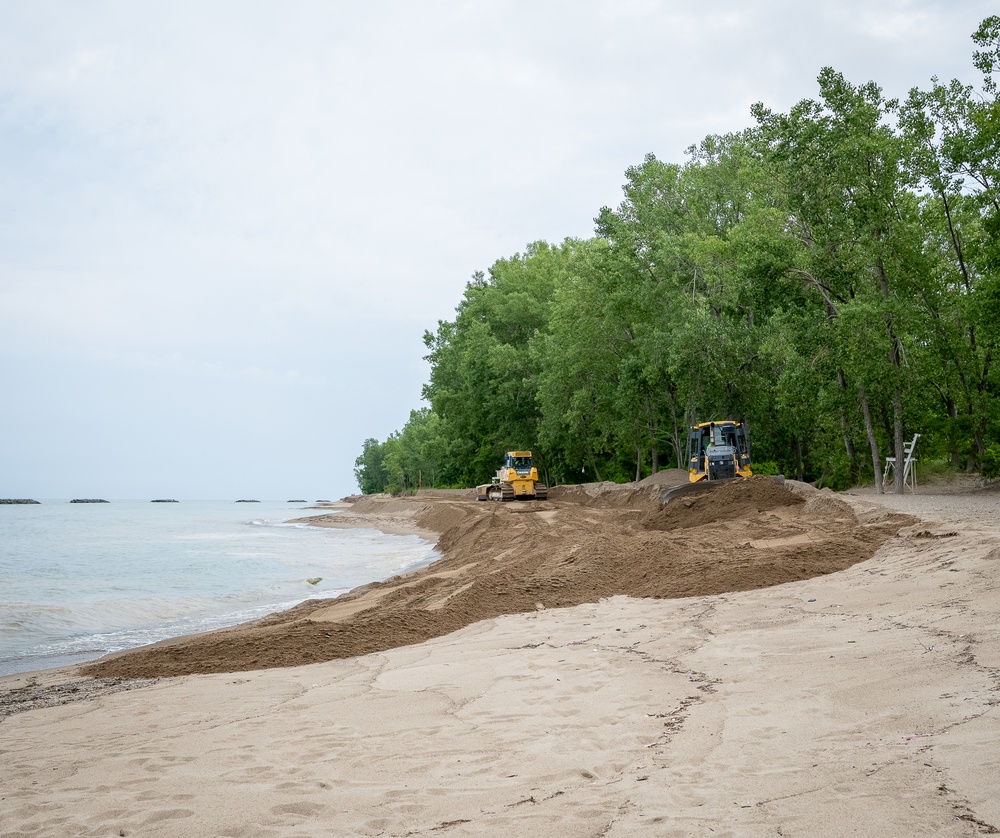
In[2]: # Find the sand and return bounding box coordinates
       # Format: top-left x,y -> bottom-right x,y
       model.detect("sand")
1,476 -> 998,836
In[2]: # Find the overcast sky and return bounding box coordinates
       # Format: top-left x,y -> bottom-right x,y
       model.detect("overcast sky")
0,0 -> 994,500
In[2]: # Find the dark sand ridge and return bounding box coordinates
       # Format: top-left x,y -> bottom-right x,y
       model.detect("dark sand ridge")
81,475 -> 914,679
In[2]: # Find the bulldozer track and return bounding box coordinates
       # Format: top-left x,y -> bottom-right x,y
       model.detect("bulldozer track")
478,483 -> 548,501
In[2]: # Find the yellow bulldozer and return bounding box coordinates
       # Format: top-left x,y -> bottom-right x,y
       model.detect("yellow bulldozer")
476,450 -> 548,501
687,420 -> 753,483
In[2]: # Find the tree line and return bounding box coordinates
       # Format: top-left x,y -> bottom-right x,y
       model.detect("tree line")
356,18 -> 1000,496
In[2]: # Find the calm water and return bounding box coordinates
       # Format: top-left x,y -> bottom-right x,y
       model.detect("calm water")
0,500 -> 437,676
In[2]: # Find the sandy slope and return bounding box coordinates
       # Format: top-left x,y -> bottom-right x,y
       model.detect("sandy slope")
1,478 -> 998,837
75,476 -> 912,678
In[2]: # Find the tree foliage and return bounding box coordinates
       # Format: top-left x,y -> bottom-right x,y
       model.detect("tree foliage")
354,20 -> 1000,495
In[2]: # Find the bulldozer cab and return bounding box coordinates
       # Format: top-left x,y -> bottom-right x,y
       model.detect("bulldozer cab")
505,452 -> 534,475
704,423 -> 744,452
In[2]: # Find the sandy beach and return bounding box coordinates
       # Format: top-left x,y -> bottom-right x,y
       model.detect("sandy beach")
2,475 -> 998,836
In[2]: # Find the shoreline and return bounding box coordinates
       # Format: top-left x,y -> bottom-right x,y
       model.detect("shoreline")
74,476 -> 922,679
1,493 -> 458,690
3,480 -> 1000,835
1,476 -> 993,685
0,499 -> 441,683
1,476 -> 990,687
290,495 -> 447,544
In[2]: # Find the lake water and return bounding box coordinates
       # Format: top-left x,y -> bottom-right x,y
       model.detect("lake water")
0,500 -> 437,676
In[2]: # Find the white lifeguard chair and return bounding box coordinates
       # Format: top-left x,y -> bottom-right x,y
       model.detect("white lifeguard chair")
882,433 -> 920,492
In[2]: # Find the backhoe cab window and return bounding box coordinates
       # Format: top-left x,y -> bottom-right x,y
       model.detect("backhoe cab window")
508,456 -> 532,469
701,429 -> 719,450
705,425 -> 739,450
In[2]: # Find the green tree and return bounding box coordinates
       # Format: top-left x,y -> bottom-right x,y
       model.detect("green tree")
359,17 -> 1000,491
898,16 -> 1000,468
753,69 -> 930,492
422,241 -> 573,485
354,438 -> 388,494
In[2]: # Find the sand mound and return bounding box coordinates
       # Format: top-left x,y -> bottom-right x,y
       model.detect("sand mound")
547,480 -> 661,508
636,467 -> 690,488
643,475 -> 805,530
82,479 -> 913,678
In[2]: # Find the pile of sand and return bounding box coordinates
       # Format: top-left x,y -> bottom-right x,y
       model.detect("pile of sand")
81,477 -> 913,678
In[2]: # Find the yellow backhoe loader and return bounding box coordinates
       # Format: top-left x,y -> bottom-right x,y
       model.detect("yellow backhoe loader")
662,420 -> 774,503
476,451 -> 548,501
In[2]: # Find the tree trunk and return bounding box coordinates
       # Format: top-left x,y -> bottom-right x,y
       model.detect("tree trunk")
893,390 -> 905,494
588,453 -> 603,483
946,398 -> 960,469
860,384 -> 883,493
837,368 -> 857,479
671,413 -> 684,468
648,419 -> 659,474
876,257 -> 906,494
